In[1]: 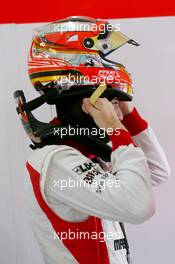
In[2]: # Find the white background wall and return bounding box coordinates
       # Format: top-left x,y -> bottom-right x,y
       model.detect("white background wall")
0,16 -> 175,264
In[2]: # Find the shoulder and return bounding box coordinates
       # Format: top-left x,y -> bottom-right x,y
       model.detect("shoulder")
27,144 -> 84,173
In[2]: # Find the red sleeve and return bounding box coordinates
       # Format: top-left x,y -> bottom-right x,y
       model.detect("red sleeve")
109,129 -> 135,151
122,108 -> 148,136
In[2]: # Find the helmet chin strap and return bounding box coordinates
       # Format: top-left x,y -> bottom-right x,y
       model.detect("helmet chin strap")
14,90 -> 112,162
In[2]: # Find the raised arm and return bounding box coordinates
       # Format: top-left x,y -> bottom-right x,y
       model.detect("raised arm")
119,102 -> 171,186
42,98 -> 155,224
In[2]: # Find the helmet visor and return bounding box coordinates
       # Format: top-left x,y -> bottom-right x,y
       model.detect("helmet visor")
108,31 -> 130,51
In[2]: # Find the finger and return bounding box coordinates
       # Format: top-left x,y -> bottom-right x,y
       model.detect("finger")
82,103 -> 88,114
89,83 -> 107,105
83,98 -> 99,117
95,98 -> 109,109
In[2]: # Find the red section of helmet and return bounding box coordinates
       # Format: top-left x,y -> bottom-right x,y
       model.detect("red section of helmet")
28,63 -> 131,87
27,17 -> 133,99
38,31 -> 98,52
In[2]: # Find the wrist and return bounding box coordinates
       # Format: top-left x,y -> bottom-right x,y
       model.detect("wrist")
109,129 -> 134,150
104,120 -> 127,131
122,107 -> 148,136
111,122 -> 127,131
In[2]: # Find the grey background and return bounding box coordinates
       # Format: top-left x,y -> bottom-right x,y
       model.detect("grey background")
0,16 -> 174,263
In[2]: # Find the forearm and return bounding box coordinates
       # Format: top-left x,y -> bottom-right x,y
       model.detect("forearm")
122,107 -> 171,185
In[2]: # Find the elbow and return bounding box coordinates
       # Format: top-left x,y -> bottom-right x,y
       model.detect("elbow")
133,203 -> 155,224
131,193 -> 155,224
152,164 -> 171,186
160,163 -> 171,182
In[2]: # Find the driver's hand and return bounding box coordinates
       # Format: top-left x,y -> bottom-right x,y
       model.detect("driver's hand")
82,98 -> 127,131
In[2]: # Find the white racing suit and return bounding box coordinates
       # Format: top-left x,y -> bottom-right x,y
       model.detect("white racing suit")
26,108 -> 170,264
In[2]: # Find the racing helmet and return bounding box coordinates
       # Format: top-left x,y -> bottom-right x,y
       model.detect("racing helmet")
28,16 -> 139,100
14,16 -> 139,161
